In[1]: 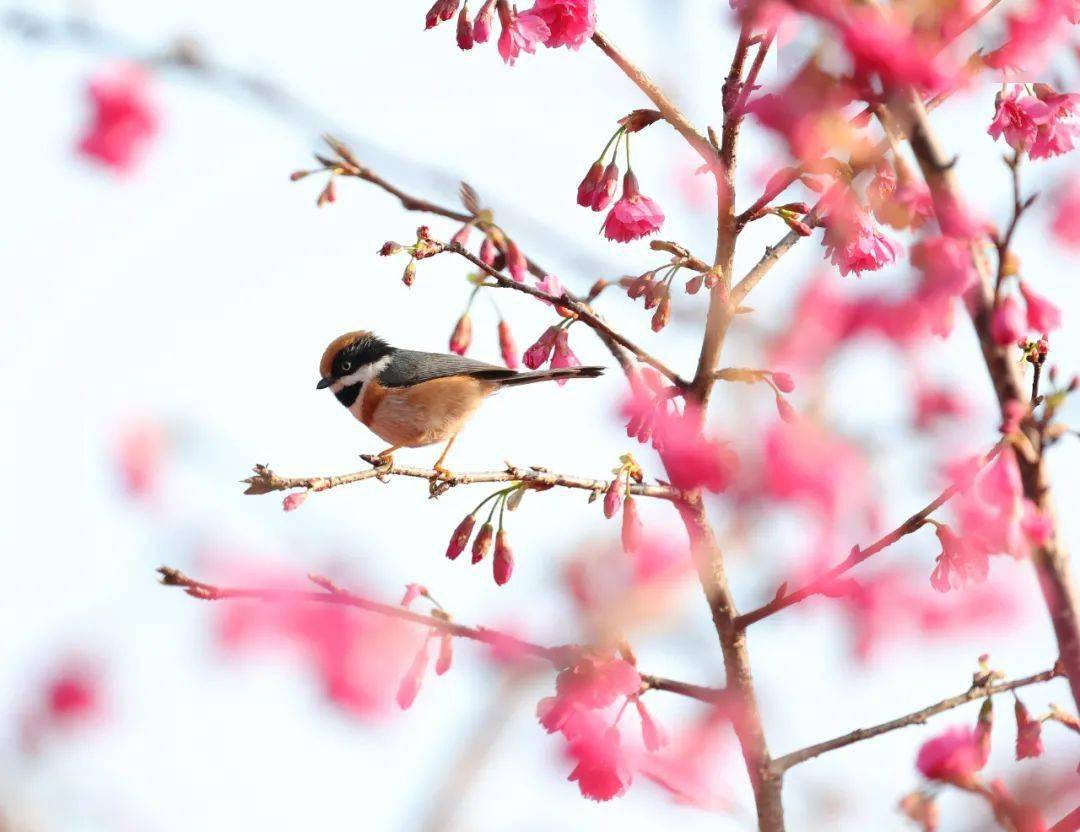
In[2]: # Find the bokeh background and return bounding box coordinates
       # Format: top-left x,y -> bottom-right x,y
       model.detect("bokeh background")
3,0 -> 1079,829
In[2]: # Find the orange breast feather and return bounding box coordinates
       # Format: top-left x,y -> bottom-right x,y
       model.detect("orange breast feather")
358,376 -> 493,448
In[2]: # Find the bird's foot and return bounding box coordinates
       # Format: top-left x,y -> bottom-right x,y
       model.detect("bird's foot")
432,464 -> 454,481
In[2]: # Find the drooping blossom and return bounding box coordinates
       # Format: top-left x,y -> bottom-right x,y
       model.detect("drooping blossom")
603,478 -> 624,519
984,0 -> 1074,74
456,4 -> 474,49
654,405 -> 739,493
820,193 -> 901,276
473,0 -> 496,42
527,0 -> 596,49
537,655 -> 641,735
930,522 -> 989,592
870,165 -> 934,230
1030,87 -> 1080,158
396,637 -> 432,709
621,497 -> 644,554
449,313 -> 472,355
910,235 -> 977,337
493,530 -> 515,585
425,0 -> 460,29
914,383 -> 970,431
634,698 -> 668,752
472,522 -> 495,563
1018,281 -> 1062,333
505,238 -> 528,282
988,89 -> 1051,153
577,161 -> 604,207
1014,698 -> 1044,759
446,514 -> 476,559
590,161 -> 620,211
550,329 -> 582,384
523,325 -> 560,369
566,717 -> 633,800
496,2 -> 550,65
991,295 -> 1026,346
498,319 -> 519,368
916,725 -> 989,786
602,172 -> 665,242
436,632 -> 454,675
77,65 -> 159,172
1050,175 -> 1080,248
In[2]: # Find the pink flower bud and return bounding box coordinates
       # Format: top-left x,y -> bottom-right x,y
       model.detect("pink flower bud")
991,296 -> 1025,346
685,273 -> 703,295
396,639 -> 431,710
634,698 -> 668,752
627,275 -> 651,300
402,260 -> 416,287
456,3 -> 474,49
618,108 -> 663,133
603,478 -> 623,519
289,170 -> 310,181
472,522 -> 494,563
473,0 -> 496,42
450,313 -> 472,355
446,514 -> 476,560
282,491 -> 308,512
1018,281 -> 1062,334
316,178 -> 336,207
493,530 -> 515,585
577,161 -> 604,207
651,296 -> 671,332
506,239 -> 527,282
498,320 -> 520,369
424,0 -> 459,29
550,329 -> 581,385
479,236 -> 498,265
1014,699 -> 1044,759
451,223 -> 472,246
592,162 -> 619,211
644,281 -> 666,310
975,697 -> 993,761
379,241 -> 403,256
400,583 -> 427,608
621,497 -> 643,554
523,326 -> 559,369
775,394 -> 796,423
436,632 -> 454,675
772,372 -> 795,393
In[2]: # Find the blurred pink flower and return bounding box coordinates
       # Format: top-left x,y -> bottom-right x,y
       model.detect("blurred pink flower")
621,496 -> 644,554
523,325 -> 559,369
762,420 -> 866,520
930,523 -> 988,592
988,89 -> 1051,153
991,296 -> 1025,346
396,637 -> 432,710
78,65 -> 159,172
916,725 -> 988,786
537,655 -> 641,735
1018,281 -> 1062,334
567,720 -> 633,800
497,3 -> 549,65
115,421 -> 167,500
602,172 -> 665,242
528,0 -> 596,49
914,384 -> 970,431
634,698 -> 668,752
498,319 -> 520,369
1014,699 -> 1045,760
655,406 -> 739,493
820,195 -> 901,276
550,329 -> 582,384
473,0 -> 496,42
1050,176 -> 1080,248
838,6 -> 947,91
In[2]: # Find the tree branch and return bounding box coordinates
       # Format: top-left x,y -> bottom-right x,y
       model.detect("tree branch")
241,462 -> 678,501
156,566 -> 727,705
773,665 -> 1062,771
736,439 -> 1006,629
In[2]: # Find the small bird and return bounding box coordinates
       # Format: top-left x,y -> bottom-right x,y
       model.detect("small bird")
317,330 -> 603,475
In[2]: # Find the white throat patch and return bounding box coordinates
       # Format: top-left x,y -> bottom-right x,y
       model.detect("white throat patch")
330,354 -> 391,393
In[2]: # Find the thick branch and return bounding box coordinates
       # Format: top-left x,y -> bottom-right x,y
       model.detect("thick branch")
241,462 -> 678,501
773,665 -> 1062,771
736,440 -> 1005,629
156,567 -> 726,705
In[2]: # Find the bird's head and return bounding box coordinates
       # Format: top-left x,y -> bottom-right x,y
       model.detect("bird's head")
317,330 -> 394,398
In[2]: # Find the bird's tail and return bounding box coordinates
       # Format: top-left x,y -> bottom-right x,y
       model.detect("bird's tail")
497,366 -> 605,387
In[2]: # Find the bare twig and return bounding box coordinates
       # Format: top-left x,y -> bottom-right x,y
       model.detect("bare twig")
241,462 -> 678,501
736,440 -> 1006,629
156,566 -> 727,705
773,665 -> 1062,771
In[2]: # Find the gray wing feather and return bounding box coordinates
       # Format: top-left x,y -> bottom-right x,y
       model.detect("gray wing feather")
379,350 -> 519,387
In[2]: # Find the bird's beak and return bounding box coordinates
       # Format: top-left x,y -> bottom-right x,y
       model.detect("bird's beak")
316,377 -> 334,390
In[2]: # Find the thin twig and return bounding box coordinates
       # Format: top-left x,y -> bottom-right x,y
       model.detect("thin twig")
241,462 -> 678,501
735,440 -> 1006,629
156,566 -> 727,705
773,665 -> 1062,771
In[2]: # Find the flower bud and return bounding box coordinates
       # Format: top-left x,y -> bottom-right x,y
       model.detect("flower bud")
603,478 -> 623,519
479,236 -> 497,266
396,639 -> 431,710
506,239 -> 527,282
472,522 -> 494,563
634,698 -> 668,752
621,497 -> 643,554
685,273 -> 704,295
651,296 -> 671,332
523,326 -> 559,370
473,0 -> 495,42
772,371 -> 795,393
506,487 -> 525,511
493,530 -> 514,585
644,281 -> 667,310
446,514 -> 475,560
289,170 -> 310,181
451,223 -> 472,246
402,260 -> 417,287
424,0 -> 459,30
618,108 -> 663,133
577,161 -> 604,208
704,268 -> 721,289
456,3 -> 474,49
497,319 -> 519,369
775,394 -> 796,423
592,162 -> 619,211
975,697 -> 993,761
449,313 -> 472,355
282,491 -> 308,512
379,241 -> 403,256
316,178 -> 336,207
1014,698 -> 1044,759
436,632 -> 454,675
627,275 -> 651,300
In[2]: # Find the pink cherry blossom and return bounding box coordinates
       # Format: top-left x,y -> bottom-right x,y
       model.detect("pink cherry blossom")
634,698 -> 668,752
396,637 -> 432,709
493,530 -> 515,585
567,719 -> 633,801
602,172 -> 665,242
930,523 -> 989,592
621,496 -> 644,553
523,325 -> 560,369
984,0 -> 1074,73
1014,699 -> 1045,759
576,161 -> 604,207
1051,175 -> 1080,247
1021,500 -> 1053,547
506,238 -> 528,282
655,406 -> 740,493
838,6 -> 947,91
914,383 -> 970,431
591,161 -> 619,211
43,662 -> 102,725
988,89 -> 1051,153
821,208 -> 901,276
762,420 -> 867,520
77,65 -> 159,172
498,319 -> 520,368
603,478 -> 624,519
527,0 -> 596,50
991,295 -> 1026,346
1030,119 -> 1080,159
446,514 -> 476,559
496,2 -> 550,65
473,0 -> 496,42
115,421 -> 167,500
282,491 -> 309,512
550,329 -> 581,384
911,235 -> 977,337
750,63 -> 857,161
456,3 -> 474,49
1018,281 -> 1062,333
449,312 -> 472,355
537,655 -> 641,735
535,273 -> 565,304
400,583 -> 426,607
916,725 -> 988,786
424,0 -> 460,29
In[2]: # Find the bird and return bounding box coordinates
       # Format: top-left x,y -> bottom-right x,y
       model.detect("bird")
317,330 -> 604,476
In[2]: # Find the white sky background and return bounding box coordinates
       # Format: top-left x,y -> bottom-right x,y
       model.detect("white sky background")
2,0 -> 1079,830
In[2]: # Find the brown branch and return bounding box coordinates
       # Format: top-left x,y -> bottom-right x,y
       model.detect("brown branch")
772,665 -> 1062,771
241,462 -> 678,501
893,89 -> 1080,711
736,440 -> 1006,630
156,566 -> 727,706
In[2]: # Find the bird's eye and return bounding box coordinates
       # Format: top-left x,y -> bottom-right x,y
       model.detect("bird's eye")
340,361 -> 353,373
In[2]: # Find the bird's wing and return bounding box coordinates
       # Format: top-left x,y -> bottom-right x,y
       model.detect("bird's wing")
378,350 -> 519,387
